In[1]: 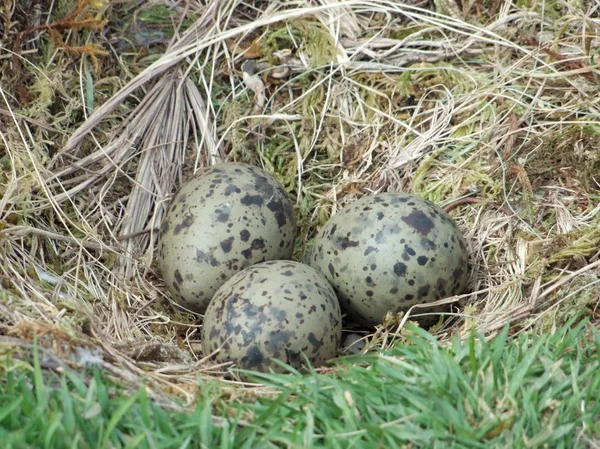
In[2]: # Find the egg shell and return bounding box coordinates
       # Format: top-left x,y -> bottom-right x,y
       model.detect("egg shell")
308,192 -> 469,328
158,163 -> 297,313
201,260 -> 342,373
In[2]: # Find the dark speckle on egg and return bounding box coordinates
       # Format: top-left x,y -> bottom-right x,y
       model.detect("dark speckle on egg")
394,262 -> 407,277
241,194 -> 264,207
328,263 -> 335,276
401,210 -> 435,235
216,210 -> 230,222
224,185 -> 241,196
340,236 -> 359,249
241,238 -> 266,259
267,199 -> 291,228
220,237 -> 235,253
364,246 -> 378,256
173,214 -> 194,235
174,270 -> 183,284
242,345 -> 264,368
160,219 -> 170,234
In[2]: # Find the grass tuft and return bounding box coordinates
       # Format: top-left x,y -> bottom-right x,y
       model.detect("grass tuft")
2,319 -> 599,447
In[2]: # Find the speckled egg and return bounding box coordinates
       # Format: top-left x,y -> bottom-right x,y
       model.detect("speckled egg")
201,260 -> 342,372
158,163 -> 297,313
308,192 -> 469,328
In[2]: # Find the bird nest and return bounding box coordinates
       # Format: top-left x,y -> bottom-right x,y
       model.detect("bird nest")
1,0 -> 599,408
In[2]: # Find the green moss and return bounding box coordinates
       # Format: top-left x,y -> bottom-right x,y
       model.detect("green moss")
531,274 -> 598,334
413,149 -> 501,203
388,25 -> 428,40
581,124 -> 600,135
525,224 -> 600,287
262,21 -> 339,68
412,148 -> 446,200
219,100 -> 250,160
546,225 -> 600,265
461,166 -> 502,198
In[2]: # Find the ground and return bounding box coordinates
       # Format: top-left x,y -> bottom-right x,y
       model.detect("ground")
0,0 -> 599,447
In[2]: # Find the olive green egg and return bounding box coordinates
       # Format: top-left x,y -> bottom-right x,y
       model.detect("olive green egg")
202,260 -> 342,373
308,193 -> 469,328
158,163 -> 297,313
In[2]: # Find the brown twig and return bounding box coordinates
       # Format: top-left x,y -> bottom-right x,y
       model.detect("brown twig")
443,196 -> 517,218
12,0 -> 108,81
117,228 -> 159,242
522,38 -> 599,83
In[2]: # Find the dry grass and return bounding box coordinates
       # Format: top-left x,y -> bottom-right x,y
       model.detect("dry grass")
1,0 -> 600,406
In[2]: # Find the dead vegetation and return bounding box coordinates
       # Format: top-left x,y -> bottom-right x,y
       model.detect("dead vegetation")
1,0 -> 599,406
